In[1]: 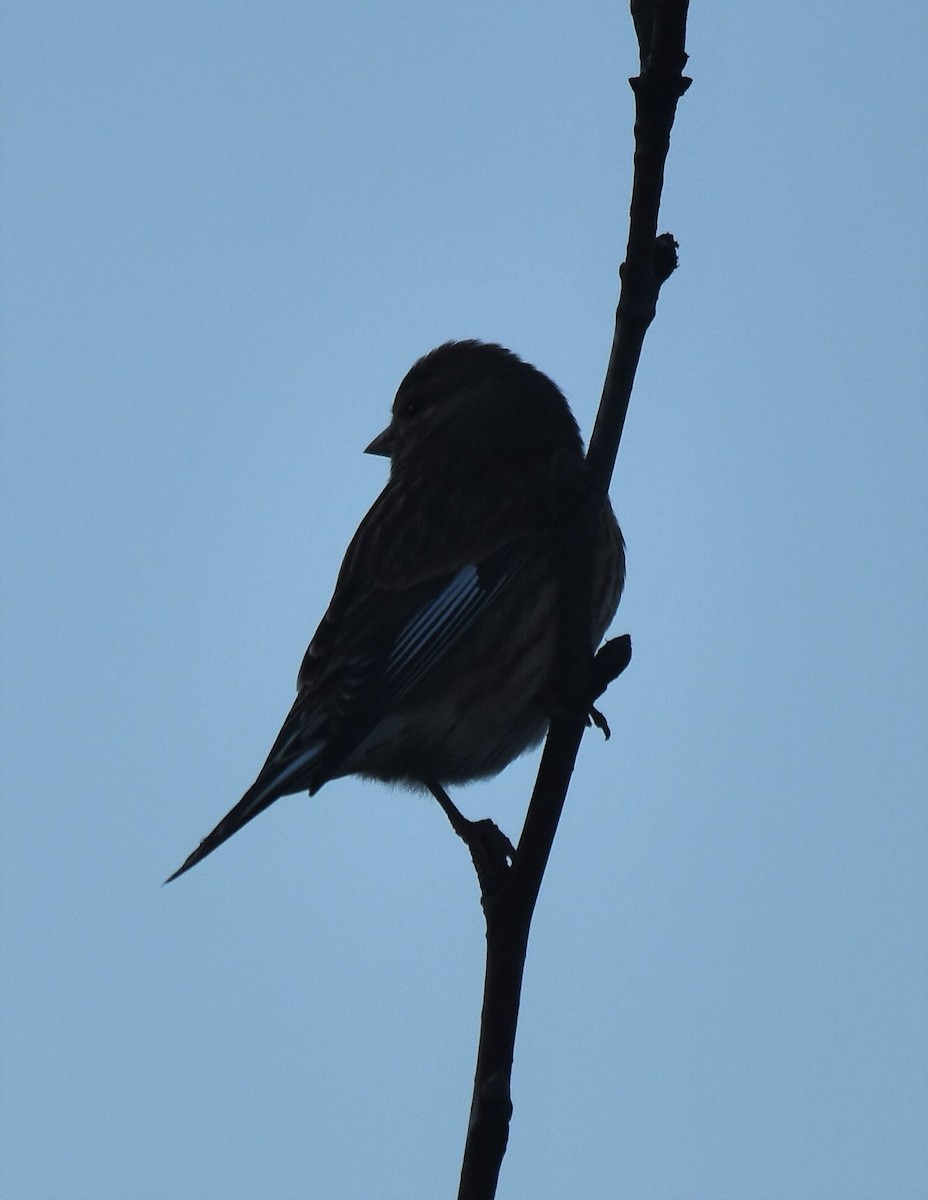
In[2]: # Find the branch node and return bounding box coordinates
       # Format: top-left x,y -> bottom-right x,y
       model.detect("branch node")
591,634 -> 633,700
630,67 -> 692,101
653,232 -> 679,283
619,234 -> 678,289
469,1069 -> 513,1138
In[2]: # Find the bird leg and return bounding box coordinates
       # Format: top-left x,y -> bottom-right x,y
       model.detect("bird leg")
424,780 -> 515,901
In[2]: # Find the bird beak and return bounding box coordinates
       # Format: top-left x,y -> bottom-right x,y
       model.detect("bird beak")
364,425 -> 395,457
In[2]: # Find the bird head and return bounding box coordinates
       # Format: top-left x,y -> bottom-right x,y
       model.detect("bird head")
365,340 -> 582,469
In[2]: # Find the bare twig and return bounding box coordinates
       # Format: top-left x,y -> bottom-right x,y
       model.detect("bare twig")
454,6 -> 691,1197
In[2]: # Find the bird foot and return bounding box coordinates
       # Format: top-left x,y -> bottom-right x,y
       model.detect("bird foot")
425,781 -> 514,901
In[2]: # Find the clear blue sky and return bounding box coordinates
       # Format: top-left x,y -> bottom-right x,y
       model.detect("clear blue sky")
2,3 -> 926,1198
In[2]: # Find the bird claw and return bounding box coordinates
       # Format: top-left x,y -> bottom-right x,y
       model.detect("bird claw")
467,818 -> 515,865
462,818 -> 514,908
589,704 -> 611,739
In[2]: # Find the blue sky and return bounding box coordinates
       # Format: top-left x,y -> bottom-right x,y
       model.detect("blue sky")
2,3 -> 926,1198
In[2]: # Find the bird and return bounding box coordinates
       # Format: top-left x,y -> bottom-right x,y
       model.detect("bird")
166,340 -> 625,882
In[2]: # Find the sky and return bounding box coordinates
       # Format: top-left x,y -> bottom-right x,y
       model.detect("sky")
1,3 -> 926,1199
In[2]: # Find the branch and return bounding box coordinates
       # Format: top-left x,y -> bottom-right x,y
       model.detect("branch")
455,7 -> 691,1197
588,1 -> 691,493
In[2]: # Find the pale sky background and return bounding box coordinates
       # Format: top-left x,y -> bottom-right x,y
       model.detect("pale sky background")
2,4 -> 926,1199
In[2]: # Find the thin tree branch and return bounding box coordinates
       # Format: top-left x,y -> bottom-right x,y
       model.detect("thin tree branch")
454,6 -> 691,1197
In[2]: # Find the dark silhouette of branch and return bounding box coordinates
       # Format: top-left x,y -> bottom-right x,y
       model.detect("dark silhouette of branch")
453,6 -> 691,1198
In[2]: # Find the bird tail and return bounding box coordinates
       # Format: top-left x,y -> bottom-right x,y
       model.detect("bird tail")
163,776 -> 284,883
166,696 -> 333,883
164,730 -> 327,883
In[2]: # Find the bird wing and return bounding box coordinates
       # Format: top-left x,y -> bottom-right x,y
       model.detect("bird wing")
289,533 -> 534,787
296,456 -> 547,696
165,480 -> 539,884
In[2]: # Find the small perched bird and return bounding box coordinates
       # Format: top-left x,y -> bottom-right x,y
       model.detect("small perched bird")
167,340 -> 624,882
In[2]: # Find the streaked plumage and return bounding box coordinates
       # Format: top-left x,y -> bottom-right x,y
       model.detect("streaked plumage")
167,341 -> 624,882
